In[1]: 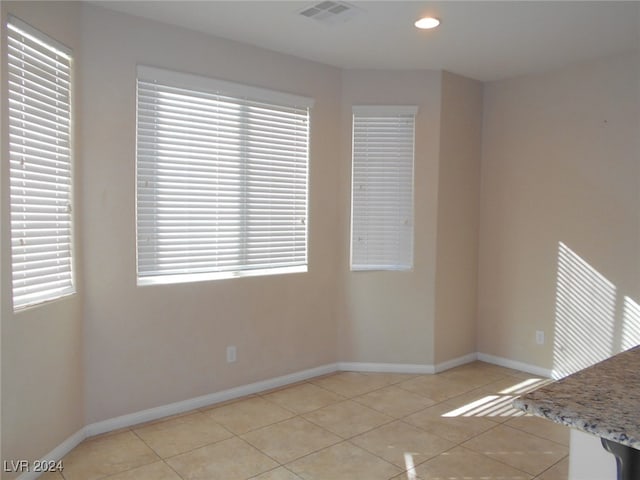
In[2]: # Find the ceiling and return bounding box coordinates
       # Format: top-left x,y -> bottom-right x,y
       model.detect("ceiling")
94,1 -> 640,81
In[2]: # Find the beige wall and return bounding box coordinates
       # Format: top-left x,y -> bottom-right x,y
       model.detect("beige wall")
79,5 -> 342,423
1,2 -> 85,476
337,70 -> 442,365
434,72 -> 483,364
2,0 -> 637,469
478,52 -> 640,371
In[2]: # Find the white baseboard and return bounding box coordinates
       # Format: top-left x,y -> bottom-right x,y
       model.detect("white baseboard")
14,428 -> 85,480
19,363 -> 338,480
338,353 -> 551,379
477,352 -> 553,378
337,361 -> 435,374
18,353 -> 551,479
338,352 -> 480,375
434,352 -> 479,373
85,363 -> 339,437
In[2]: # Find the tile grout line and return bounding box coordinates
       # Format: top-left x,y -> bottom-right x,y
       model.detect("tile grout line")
502,419 -> 571,448
254,379 -> 409,477
55,364 -> 567,480
457,421 -> 555,479
99,428 -> 162,480
531,454 -> 570,480
126,413 -> 243,479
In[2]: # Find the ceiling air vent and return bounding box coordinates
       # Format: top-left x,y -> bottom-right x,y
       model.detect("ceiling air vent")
298,1 -> 362,25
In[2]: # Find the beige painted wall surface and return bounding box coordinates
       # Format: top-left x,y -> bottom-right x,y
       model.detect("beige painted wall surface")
338,70 -> 442,365
80,5 -> 342,423
1,2 -> 85,475
4,1 -> 636,465
434,72 -> 483,364
478,53 -> 640,372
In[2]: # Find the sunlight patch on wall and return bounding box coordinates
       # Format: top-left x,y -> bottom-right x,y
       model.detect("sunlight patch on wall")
552,242 -> 616,379
621,296 -> 640,350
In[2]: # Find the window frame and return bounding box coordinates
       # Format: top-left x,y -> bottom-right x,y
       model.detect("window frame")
7,15 -> 76,310
350,105 -> 417,272
135,66 -> 314,285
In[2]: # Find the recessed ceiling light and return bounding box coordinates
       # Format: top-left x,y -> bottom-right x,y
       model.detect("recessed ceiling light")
414,17 -> 440,30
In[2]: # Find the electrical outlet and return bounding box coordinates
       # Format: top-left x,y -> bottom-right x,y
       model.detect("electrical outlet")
226,345 -> 237,363
535,331 -> 545,345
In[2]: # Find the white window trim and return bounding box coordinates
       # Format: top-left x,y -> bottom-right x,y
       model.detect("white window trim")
136,65 -> 313,285
137,65 -> 314,109
352,105 -> 418,116
350,105 -> 417,272
8,16 -> 75,310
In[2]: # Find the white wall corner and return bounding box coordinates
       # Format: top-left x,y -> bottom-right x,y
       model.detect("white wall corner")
433,353 -> 478,373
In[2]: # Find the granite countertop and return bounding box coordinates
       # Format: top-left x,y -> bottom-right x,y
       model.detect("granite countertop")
513,346 -> 640,450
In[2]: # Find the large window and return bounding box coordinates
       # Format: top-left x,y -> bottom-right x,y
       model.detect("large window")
136,66 -> 313,284
350,106 -> 417,271
8,17 -> 74,310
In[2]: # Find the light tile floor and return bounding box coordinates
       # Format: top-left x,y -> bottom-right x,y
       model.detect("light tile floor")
51,362 -> 570,480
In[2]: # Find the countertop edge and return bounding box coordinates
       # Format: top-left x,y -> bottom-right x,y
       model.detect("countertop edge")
512,346 -> 640,451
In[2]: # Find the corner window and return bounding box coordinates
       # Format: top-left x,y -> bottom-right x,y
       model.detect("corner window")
350,106 -> 416,271
136,66 -> 313,284
8,17 -> 75,310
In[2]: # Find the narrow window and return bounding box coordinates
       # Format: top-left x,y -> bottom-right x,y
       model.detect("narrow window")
8,17 -> 74,309
136,66 -> 313,284
351,106 -> 417,271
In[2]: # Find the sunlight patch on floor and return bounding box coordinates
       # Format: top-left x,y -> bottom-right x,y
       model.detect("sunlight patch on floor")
403,452 -> 417,479
441,378 -> 548,418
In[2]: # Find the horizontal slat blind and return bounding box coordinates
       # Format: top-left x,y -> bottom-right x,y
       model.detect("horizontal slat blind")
136,67 -> 311,281
351,106 -> 416,270
8,17 -> 74,309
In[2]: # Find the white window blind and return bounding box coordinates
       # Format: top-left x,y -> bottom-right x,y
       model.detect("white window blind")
351,106 -> 417,271
8,17 -> 74,310
136,66 -> 313,284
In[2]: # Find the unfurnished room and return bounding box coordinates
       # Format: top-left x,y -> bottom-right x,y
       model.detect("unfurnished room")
1,1 -> 639,479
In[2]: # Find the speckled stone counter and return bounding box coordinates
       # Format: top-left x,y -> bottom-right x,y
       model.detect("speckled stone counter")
513,346 -> 640,450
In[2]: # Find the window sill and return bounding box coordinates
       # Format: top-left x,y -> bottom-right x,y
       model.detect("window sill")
137,264 -> 308,287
